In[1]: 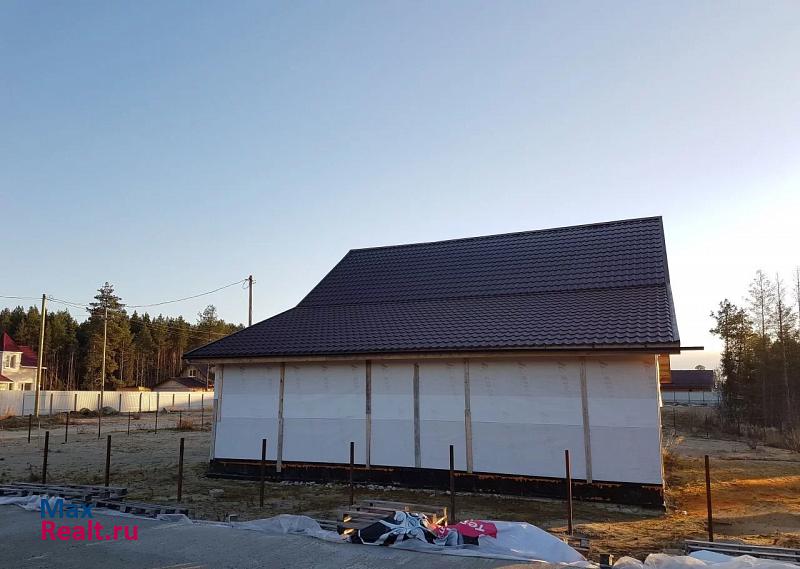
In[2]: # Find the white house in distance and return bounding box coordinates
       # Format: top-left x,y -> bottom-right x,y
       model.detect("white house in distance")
187,217 -> 684,506
0,333 -> 42,390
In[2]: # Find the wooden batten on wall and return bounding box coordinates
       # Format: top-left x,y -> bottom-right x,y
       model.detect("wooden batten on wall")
657,354 -> 671,384
276,362 -> 286,473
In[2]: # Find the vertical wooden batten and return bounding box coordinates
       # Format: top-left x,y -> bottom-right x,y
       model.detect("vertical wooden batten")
413,363 -> 421,468
365,360 -> 372,468
463,359 -> 474,473
210,364 -> 222,461
276,362 -> 286,473
579,357 -> 593,483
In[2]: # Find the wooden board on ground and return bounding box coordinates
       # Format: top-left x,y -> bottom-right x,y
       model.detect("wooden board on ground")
685,540 -> 800,562
0,483 -> 127,501
93,499 -> 189,517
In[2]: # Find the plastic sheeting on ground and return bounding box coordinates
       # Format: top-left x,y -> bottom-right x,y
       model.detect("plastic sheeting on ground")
342,510 -> 587,563
615,552 -> 798,569
1,496 -> 585,564
241,512 -> 587,564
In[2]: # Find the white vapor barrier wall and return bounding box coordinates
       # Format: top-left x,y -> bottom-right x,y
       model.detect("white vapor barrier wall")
213,356 -> 663,485
0,390 -> 212,417
282,363 -> 366,464
371,361 -> 415,467
586,357 -> 662,483
419,361 -> 467,470
214,364 -> 281,460
470,359 -> 587,479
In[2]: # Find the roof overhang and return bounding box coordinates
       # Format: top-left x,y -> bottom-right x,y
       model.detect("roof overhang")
187,343 -> 690,365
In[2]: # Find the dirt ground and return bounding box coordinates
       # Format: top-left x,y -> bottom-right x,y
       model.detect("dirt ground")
1,406 -> 799,560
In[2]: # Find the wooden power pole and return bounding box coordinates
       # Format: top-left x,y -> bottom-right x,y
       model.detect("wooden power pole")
34,294 -> 47,417
248,275 -> 253,327
100,306 -> 108,409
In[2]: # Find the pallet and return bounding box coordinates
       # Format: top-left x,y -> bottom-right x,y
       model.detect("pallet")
93,499 -> 189,517
562,534 -> 591,555
316,498 -> 449,536
354,499 -> 448,525
0,483 -> 127,501
320,496 -> 591,555
685,540 -> 800,562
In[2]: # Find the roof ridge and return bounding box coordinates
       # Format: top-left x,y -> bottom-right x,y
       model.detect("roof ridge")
297,282 -> 667,310
348,216 -> 663,254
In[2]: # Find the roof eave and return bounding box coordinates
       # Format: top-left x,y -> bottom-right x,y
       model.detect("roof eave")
187,342 -> 683,364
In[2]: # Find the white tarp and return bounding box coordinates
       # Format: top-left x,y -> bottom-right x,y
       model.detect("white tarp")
615,553 -> 798,569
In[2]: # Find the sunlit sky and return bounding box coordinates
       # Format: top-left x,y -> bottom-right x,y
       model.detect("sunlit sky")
3,1 -> 800,369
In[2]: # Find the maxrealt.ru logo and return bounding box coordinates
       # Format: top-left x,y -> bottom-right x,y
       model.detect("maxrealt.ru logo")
40,498 -> 139,541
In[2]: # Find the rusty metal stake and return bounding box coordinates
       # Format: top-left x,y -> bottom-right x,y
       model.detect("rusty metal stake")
565,449 -> 574,536
27,414 -> 32,443
64,412 -> 69,443
705,454 -> 714,541
155,408 -> 159,434
127,411 -> 131,435
177,437 -> 185,502
259,438 -> 267,508
42,431 -> 50,484
349,441 -> 355,506
104,435 -> 111,487
449,444 -> 456,523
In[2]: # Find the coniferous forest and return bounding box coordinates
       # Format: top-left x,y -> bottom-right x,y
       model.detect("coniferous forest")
0,283 -> 243,390
710,269 -> 800,429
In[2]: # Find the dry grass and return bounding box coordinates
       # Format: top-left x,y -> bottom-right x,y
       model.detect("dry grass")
0,406 -> 16,421
177,418 -> 196,431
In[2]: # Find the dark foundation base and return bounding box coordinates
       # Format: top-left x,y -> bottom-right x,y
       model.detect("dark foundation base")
208,458 -> 664,508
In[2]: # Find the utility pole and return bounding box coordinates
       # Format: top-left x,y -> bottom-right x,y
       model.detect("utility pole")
100,306 -> 108,409
34,294 -> 47,417
248,275 -> 253,327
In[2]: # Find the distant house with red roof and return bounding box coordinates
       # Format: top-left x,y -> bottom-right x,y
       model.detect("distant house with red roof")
0,332 -> 43,390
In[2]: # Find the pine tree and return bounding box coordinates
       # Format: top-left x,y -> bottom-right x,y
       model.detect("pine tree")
84,283 -> 132,390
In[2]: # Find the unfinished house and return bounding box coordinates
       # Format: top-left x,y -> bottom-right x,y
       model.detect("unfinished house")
186,216 -> 681,506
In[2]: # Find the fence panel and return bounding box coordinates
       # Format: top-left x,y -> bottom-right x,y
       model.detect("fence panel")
0,390 -> 212,417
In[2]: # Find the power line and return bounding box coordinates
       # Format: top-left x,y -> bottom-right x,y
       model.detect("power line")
3,278 -> 247,311
45,298 -> 235,341
127,278 -> 248,308
0,294 -> 41,302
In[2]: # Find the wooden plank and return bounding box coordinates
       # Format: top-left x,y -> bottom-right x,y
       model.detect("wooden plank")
276,362 -> 285,473
360,499 -> 446,512
412,363 -> 421,468
463,359 -> 474,473
365,360 -> 372,469
685,540 -> 800,560
579,358 -> 593,483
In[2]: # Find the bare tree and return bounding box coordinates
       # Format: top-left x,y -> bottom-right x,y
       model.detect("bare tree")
794,266 -> 800,336
774,274 -> 794,424
748,270 -> 774,424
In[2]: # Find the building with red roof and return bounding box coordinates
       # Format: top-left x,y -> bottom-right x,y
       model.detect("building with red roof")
0,332 -> 43,390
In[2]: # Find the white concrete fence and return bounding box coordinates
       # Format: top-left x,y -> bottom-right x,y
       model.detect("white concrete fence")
0,390 -> 212,417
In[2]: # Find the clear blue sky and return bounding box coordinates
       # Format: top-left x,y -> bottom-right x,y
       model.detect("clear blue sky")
3,1 -> 800,367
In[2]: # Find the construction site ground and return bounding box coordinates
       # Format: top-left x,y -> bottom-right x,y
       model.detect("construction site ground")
1,406 -> 798,560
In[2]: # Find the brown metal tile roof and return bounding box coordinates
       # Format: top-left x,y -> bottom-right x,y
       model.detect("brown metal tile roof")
186,216 -> 679,359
